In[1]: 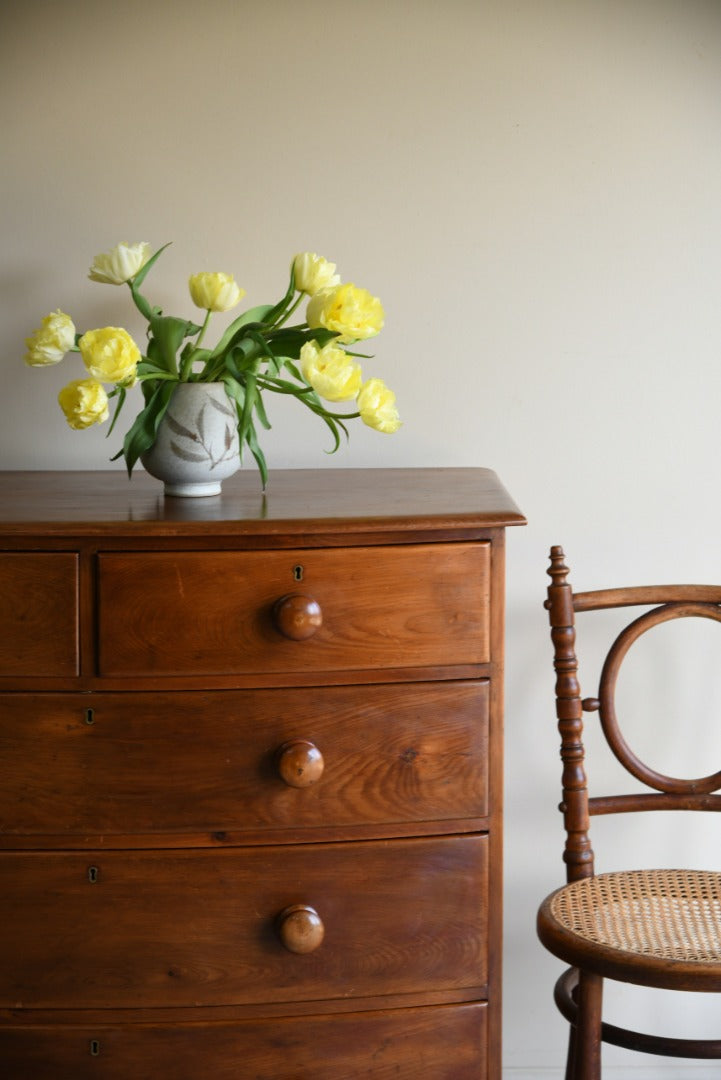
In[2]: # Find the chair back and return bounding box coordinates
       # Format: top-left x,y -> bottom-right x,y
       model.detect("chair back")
545,545 -> 721,883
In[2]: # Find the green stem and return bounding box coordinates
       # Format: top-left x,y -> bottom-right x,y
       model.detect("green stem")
267,321 -> 309,339
180,310 -> 212,381
195,309 -> 212,350
270,293 -> 303,330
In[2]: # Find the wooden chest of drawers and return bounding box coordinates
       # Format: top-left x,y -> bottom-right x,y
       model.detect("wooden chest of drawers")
0,467 -> 524,1079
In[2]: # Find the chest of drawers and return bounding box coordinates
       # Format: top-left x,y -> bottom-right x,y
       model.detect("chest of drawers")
0,467 -> 524,1079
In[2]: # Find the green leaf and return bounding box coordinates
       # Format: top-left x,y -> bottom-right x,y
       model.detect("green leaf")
267,326 -> 339,359
128,242 -> 172,319
238,372 -> 258,447
253,385 -> 272,430
106,385 -> 127,438
222,374 -> 246,417
256,373 -> 314,396
137,359 -> 179,379
113,380 -> 176,476
261,266 -> 297,329
223,339 -> 260,380
244,420 -> 268,490
282,357 -> 305,383
147,314 -> 203,375
208,304 -> 276,361
221,374 -> 267,486
131,242 -> 171,292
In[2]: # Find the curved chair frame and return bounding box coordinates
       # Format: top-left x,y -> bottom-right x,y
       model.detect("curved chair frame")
538,546 -> 721,1078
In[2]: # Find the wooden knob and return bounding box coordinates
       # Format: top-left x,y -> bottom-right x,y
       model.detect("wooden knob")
277,904 -> 325,954
277,740 -> 325,788
273,594 -> 323,640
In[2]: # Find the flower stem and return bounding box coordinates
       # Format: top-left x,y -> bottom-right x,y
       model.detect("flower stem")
270,293 -> 303,329
195,309 -> 212,350
179,310 -> 212,381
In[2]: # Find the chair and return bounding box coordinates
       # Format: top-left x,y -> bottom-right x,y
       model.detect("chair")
537,545 -> 721,1079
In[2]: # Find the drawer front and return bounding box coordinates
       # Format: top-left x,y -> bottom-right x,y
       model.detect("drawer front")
97,543 -> 489,676
0,554 -> 78,677
0,682 -> 488,838
0,1004 -> 487,1080
0,837 -> 487,1009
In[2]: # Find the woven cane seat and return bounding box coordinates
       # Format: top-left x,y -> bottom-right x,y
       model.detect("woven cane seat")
540,869 -> 721,989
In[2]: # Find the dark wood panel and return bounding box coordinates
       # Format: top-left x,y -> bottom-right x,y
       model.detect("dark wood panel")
98,544 -> 490,676
0,682 -> 488,838
0,554 -> 78,676
0,1003 -> 487,1079
0,837 -> 487,1010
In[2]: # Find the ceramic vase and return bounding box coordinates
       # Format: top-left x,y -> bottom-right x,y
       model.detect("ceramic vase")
140,382 -> 240,497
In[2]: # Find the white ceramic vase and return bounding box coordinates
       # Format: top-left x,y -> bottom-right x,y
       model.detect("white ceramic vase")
140,382 -> 240,497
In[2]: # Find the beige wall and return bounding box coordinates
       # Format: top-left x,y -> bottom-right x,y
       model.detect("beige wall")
3,1 -> 721,1074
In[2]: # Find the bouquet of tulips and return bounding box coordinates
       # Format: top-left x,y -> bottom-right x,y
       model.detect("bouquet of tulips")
24,242 -> 400,486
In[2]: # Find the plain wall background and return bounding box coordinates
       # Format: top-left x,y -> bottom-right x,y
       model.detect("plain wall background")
3,1 -> 721,1075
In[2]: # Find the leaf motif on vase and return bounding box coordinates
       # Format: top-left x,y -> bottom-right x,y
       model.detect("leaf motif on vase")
196,402 -> 207,444
169,439 -> 209,463
164,411 -> 200,442
208,394 -> 236,419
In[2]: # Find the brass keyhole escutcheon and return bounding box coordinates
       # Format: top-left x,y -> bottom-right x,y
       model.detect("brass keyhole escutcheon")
87,866 -> 100,884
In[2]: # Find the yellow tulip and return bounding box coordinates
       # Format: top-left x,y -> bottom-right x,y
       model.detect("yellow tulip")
357,378 -> 401,433
24,310 -> 75,366
58,378 -> 109,429
293,253 -> 340,296
189,272 -> 245,312
300,340 -> 362,402
79,327 -> 141,384
306,283 -> 384,343
88,242 -> 151,285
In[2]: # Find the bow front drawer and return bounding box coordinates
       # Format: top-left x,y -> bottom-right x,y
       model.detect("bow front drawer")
0,836 -> 488,1009
0,1004 -> 487,1080
0,682 -> 488,839
97,543 -> 490,677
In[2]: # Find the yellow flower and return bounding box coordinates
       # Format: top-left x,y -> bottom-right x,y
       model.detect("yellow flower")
306,283 -> 384,343
24,309 -> 76,366
357,378 -> 401,433
293,253 -> 340,296
88,242 -> 151,285
79,326 -> 141,384
58,378 -> 109,429
300,340 -> 362,402
189,272 -> 245,312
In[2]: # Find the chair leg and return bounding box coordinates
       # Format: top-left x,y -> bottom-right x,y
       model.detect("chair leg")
574,971 -> 603,1080
565,1023 -> 577,1080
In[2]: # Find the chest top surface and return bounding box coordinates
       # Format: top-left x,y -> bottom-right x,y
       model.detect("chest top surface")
0,467 -> 525,539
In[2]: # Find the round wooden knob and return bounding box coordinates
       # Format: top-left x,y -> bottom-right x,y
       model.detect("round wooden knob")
277,904 -> 325,954
273,594 -> 323,640
277,740 -> 325,788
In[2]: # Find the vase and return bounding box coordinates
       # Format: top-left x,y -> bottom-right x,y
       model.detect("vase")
140,382 -> 240,497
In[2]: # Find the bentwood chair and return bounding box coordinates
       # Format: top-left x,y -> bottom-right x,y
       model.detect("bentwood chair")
537,545 -> 721,1078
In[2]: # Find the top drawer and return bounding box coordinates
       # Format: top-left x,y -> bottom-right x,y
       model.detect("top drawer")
0,553 -> 78,677
98,543 -> 489,677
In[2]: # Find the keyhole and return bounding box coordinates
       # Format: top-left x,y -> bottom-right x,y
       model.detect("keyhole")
87,866 -> 99,884
293,565 -> 304,582
89,1039 -> 101,1057
84,708 -> 95,725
